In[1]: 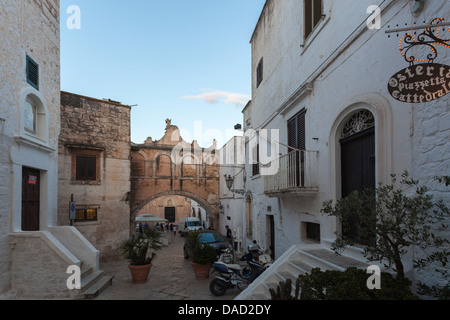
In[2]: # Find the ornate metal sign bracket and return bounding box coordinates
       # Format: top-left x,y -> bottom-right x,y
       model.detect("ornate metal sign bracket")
385,18 -> 450,65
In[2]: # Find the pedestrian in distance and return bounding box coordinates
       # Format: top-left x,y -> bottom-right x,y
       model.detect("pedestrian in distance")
225,225 -> 233,245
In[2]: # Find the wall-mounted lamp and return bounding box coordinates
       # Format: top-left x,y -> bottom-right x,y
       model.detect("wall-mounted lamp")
411,0 -> 424,16
225,174 -> 245,195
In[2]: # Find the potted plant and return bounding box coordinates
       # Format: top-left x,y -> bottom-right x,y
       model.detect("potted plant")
186,230 -> 217,279
120,227 -> 163,283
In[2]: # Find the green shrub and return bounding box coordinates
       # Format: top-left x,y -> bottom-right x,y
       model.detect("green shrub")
270,268 -> 419,300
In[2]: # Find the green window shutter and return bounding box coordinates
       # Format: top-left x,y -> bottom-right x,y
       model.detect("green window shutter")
26,55 -> 39,90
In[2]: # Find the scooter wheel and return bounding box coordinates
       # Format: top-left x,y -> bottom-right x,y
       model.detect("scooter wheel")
209,278 -> 228,296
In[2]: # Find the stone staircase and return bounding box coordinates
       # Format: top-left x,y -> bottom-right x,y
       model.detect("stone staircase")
235,242 -> 372,300
78,263 -> 114,299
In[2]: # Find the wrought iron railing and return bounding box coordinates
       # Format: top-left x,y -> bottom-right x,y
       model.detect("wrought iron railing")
264,150 -> 319,194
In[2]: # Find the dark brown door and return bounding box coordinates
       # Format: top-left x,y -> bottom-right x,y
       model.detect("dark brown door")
164,207 -> 176,223
268,215 -> 275,260
341,127 -> 375,197
22,167 -> 40,231
340,127 -> 375,244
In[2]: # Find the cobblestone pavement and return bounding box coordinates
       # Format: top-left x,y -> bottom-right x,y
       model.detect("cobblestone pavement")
94,232 -> 240,300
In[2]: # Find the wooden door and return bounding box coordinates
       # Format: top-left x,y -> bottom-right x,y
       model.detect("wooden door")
267,215 -> 275,260
340,127 -> 375,244
165,207 -> 176,223
22,167 -> 40,231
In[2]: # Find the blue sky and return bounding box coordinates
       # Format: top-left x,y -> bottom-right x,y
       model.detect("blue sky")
60,0 -> 266,147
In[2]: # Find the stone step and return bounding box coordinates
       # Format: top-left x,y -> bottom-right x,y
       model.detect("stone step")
83,275 -> 114,299
237,244 -> 372,300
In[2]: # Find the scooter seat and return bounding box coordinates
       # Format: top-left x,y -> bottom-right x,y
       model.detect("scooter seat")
215,261 -> 241,271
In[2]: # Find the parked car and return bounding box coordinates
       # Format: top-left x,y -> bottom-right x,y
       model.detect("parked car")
183,230 -> 234,260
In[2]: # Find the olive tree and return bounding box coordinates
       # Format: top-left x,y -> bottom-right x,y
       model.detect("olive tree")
321,171 -> 449,281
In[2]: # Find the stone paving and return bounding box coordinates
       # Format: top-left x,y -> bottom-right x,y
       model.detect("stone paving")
94,232 -> 240,300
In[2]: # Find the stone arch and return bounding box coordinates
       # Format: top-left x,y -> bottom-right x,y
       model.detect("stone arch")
131,190 -> 218,229
154,152 -> 173,177
20,88 -> 49,143
131,152 -> 146,176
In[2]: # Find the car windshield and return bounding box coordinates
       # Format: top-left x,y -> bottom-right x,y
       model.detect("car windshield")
187,221 -> 201,227
198,232 -> 225,244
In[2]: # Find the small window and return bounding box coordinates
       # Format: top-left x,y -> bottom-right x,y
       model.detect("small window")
306,222 -> 320,242
75,208 -> 98,222
304,0 -> 323,39
256,58 -> 263,87
76,155 -> 97,180
26,56 -> 39,90
252,144 -> 260,176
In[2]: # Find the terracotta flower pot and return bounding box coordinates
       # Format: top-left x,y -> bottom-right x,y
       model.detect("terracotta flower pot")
190,261 -> 212,280
128,263 -> 152,284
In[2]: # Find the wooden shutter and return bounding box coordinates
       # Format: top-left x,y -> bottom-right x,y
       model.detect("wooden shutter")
288,109 -> 306,151
26,56 -> 39,90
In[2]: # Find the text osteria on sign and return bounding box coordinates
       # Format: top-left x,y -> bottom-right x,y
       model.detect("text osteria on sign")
388,63 -> 450,103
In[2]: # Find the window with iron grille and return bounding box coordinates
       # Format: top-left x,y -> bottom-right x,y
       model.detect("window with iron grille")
75,208 -> 98,222
304,0 -> 323,40
26,55 -> 39,90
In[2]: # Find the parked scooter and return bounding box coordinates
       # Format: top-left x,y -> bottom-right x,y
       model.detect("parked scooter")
209,259 -> 265,296
241,240 -> 274,270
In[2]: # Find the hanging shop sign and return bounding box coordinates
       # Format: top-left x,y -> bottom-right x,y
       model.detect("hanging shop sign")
388,63 -> 450,103
385,17 -> 450,103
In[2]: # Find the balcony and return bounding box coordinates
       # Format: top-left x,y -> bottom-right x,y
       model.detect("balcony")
264,150 -> 319,197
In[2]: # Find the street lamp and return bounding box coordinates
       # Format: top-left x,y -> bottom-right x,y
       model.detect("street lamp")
225,174 -> 245,195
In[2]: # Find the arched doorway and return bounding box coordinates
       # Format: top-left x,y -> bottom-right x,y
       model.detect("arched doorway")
339,109 -> 376,245
131,190 -> 218,234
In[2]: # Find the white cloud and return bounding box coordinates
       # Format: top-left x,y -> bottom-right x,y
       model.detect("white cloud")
182,90 -> 249,107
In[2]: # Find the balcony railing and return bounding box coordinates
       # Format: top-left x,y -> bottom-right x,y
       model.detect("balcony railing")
264,150 -> 319,197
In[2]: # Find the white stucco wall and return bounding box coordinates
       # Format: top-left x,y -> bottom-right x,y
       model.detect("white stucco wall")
0,0 -> 60,295
245,0 -> 449,288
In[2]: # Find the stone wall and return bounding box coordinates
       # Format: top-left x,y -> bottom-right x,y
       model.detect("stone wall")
130,121 -> 220,229
9,232 -> 78,299
58,91 -> 131,262
0,0 -> 60,296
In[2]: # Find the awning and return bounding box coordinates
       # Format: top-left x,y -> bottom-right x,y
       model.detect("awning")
135,213 -> 168,223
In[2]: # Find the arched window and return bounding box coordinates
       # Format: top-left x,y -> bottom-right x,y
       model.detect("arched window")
23,93 -> 47,142
131,153 -> 146,176
341,109 -> 375,139
155,154 -> 172,177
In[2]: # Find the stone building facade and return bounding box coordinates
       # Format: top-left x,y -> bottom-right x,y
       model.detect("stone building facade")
58,91 -> 131,262
1,0 -> 100,299
242,0 -> 449,289
135,195 -> 193,227
130,120 -> 220,230
1,0 -> 61,296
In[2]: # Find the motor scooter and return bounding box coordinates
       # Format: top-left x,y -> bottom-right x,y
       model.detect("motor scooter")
209,259 -> 265,296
